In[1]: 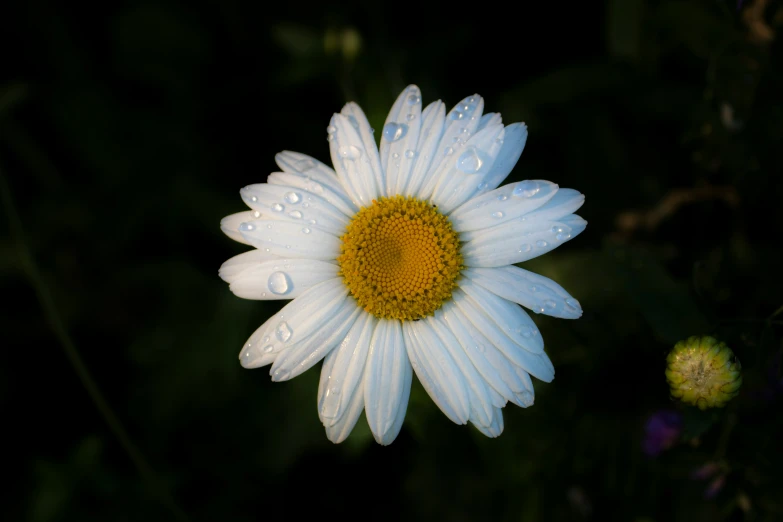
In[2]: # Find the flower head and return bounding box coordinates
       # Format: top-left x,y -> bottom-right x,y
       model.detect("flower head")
666,336 -> 742,410
219,85 -> 586,444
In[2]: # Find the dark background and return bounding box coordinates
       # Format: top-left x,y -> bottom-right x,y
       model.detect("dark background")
2,0 -> 783,520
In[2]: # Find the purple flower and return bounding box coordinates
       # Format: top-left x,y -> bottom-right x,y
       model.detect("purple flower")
642,410 -> 683,457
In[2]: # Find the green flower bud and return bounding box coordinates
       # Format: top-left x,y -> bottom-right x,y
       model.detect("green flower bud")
665,336 -> 742,410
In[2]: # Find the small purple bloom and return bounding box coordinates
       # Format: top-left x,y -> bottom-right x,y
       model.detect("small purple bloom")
642,410 -> 683,457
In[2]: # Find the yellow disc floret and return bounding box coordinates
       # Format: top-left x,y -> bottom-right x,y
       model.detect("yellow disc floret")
338,196 -> 463,321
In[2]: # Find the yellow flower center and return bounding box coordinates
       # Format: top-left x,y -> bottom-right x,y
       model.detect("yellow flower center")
338,196 -> 463,321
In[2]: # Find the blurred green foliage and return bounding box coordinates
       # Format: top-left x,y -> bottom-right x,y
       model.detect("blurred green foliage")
2,0 -> 783,521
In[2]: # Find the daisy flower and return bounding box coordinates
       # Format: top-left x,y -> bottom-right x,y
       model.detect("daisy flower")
220,85 -> 586,445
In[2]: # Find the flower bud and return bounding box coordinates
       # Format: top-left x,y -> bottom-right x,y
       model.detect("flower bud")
665,336 -> 742,410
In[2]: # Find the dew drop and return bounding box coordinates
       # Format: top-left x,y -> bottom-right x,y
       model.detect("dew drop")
407,94 -> 421,105
310,182 -> 324,193
519,326 -> 532,338
263,336 -> 270,343
477,182 -> 489,190
544,299 -> 557,309
518,243 -> 532,253
492,211 -> 504,219
404,149 -> 415,159
275,321 -> 292,342
382,122 -> 408,142
392,152 -> 400,159
476,345 -> 486,353
338,145 -> 363,160
250,195 -> 258,202
497,194 -> 508,201
268,271 -> 292,295
271,203 -> 284,212
536,239 -> 548,248
285,245 -> 291,249
288,210 -> 303,219
302,227 -> 311,234
252,210 -> 261,218
263,345 -> 274,353
302,202 -> 310,208
406,113 -> 416,121
296,159 -> 316,171
239,223 -> 254,232
445,146 -> 454,156
308,219 -> 316,225
284,192 -> 302,204
450,111 -> 464,120
326,125 -> 337,134
456,147 -> 483,173
529,285 -> 538,292
513,180 -> 540,198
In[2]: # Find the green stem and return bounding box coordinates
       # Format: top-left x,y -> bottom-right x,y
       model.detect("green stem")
0,168 -> 189,522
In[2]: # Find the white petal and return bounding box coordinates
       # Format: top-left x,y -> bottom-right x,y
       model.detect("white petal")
448,180 -> 558,233
340,102 -> 385,197
431,123 -> 506,214
380,85 -> 423,196
403,101 -> 446,197
472,407 -> 504,438
328,113 -> 379,207
270,301 -> 360,381
275,151 -> 354,204
227,259 -> 339,300
218,249 -> 285,283
460,279 -> 543,353
220,211 -> 256,245
520,188 -> 585,223
325,374 -> 366,444
452,288 -> 554,382
441,301 -> 529,407
481,123 -> 528,191
267,171 -> 356,218
239,183 -> 348,236
364,319 -> 412,444
465,266 -> 583,319
238,219 -> 340,261
461,214 -> 587,267
381,358 -> 412,444
428,315 -> 495,428
238,278 -> 347,368
403,320 -> 470,424
477,112 -> 502,131
419,95 -> 485,199
319,312 -> 377,426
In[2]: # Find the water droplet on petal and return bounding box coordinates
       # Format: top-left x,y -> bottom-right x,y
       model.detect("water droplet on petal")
288,210 -> 303,219
268,272 -> 292,295
252,210 -> 261,218
296,159 -> 316,171
326,125 -> 337,134
404,150 -> 415,159
302,227 -> 311,234
407,94 -> 421,105
545,299 -> 557,309
536,239 -> 548,248
450,111 -> 464,120
497,194 -> 508,201
456,147 -> 484,173
239,223 -> 254,232
263,345 -> 274,353
518,243 -> 532,253
275,321 -> 292,342
382,122 -> 408,142
271,203 -> 284,212
308,219 -> 316,225
310,182 -> 324,193
250,195 -> 258,202
263,336 -> 270,343
445,146 -> 454,156
338,145 -> 363,160
284,192 -> 301,204
406,113 -> 416,121
392,152 -> 399,159
492,211 -> 504,219
513,180 -> 540,198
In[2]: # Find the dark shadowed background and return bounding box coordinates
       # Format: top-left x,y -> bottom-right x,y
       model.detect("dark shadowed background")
2,0 -> 783,520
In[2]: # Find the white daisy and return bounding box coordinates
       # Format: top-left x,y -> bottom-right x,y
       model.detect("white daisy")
220,85 -> 586,445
